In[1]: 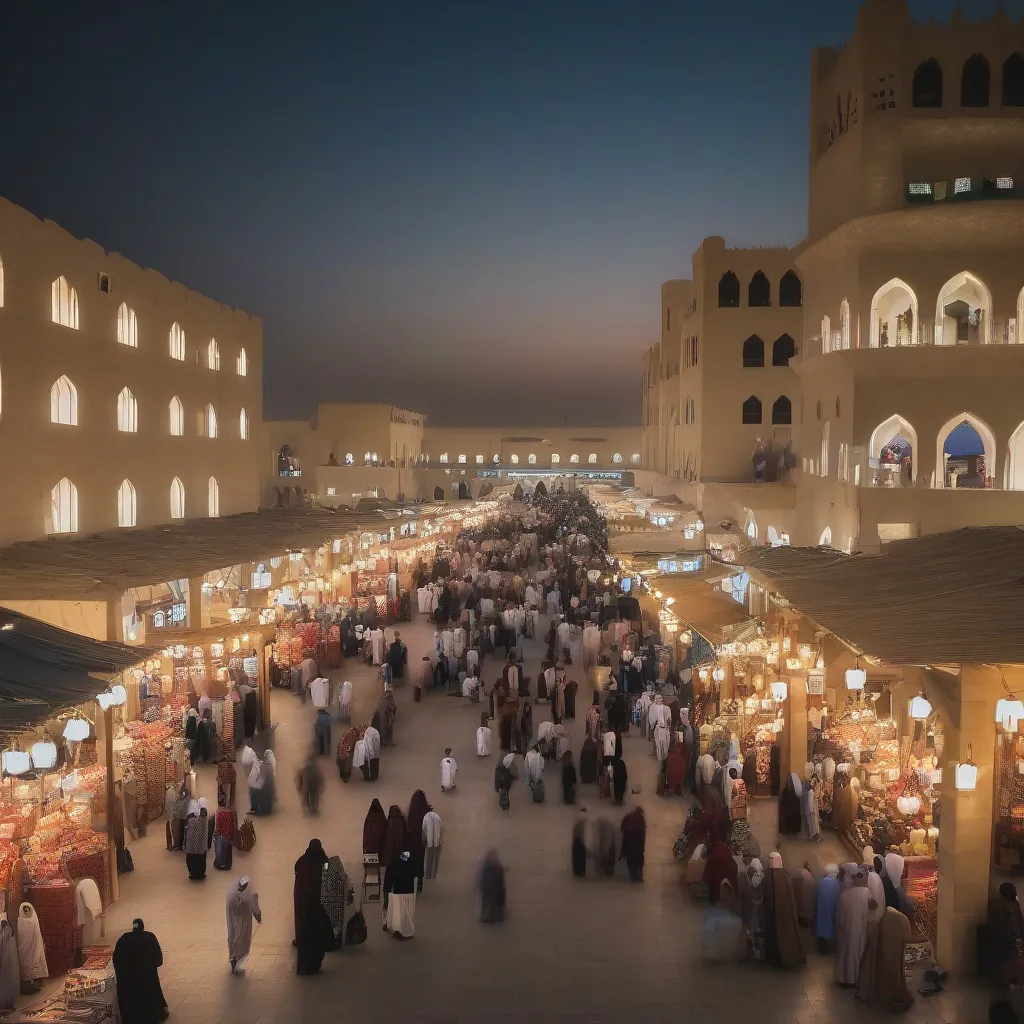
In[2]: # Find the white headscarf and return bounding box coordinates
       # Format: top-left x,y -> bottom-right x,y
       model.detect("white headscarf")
788,773 -> 803,798
884,852 -> 905,888
747,858 -> 765,888
824,863 -> 840,878
768,851 -> 784,870
17,903 -> 47,980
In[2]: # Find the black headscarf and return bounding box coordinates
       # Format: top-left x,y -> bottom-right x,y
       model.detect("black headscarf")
113,920 -> 166,1023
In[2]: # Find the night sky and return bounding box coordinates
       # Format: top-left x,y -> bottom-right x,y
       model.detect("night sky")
0,1 -> 1013,425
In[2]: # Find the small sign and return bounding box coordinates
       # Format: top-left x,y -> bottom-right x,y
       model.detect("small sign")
806,670 -> 825,695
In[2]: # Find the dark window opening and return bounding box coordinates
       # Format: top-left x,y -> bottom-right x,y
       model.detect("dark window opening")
961,54 -> 990,107
742,396 -> 762,425
748,271 -> 771,307
718,272 -> 739,308
1003,53 -> 1024,106
742,335 -> 765,368
779,270 -> 802,307
772,333 -> 796,366
912,59 -> 943,108
772,396 -> 792,425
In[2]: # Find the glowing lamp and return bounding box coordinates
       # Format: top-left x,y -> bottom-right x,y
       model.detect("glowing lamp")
62,719 -> 90,742
96,692 -> 115,711
30,742 -> 57,770
664,597 -> 674,606
698,667 -> 710,682
783,637 -> 792,653
2,751 -> 29,776
654,590 -> 663,600
996,697 -> 1024,732
786,657 -> 802,671
955,744 -> 978,791
896,794 -> 920,816
845,666 -> 866,691
712,666 -> 725,683
110,684 -> 127,706
908,693 -> 932,721
771,681 -> 788,702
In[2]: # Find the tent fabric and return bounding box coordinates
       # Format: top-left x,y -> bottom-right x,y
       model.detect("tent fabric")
731,527 -> 1024,665
655,578 -> 758,647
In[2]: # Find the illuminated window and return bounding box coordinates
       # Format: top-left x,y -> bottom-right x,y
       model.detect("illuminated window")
170,477 -> 185,519
205,403 -> 217,438
998,176 -> 1014,189
117,479 -> 136,528
50,375 -> 78,425
169,322 -> 185,360
510,454 -> 519,464
116,387 -> 138,432
364,451 -> 372,464
908,182 -> 932,196
475,455 -> 484,464
207,338 -> 220,370
117,303 -> 138,347
169,396 -> 184,436
51,478 -> 78,534
239,407 -> 249,439
630,454 -> 641,465
237,348 -> 248,376
954,177 -> 971,194
492,454 -> 500,464
612,452 -> 623,464
51,276 -> 79,329
457,454 -> 466,464
208,477 -> 220,517
344,453 -> 353,465
439,453 -> 449,464
588,453 -> 597,464
569,454 -> 579,464
528,454 -> 537,465
551,454 -> 560,464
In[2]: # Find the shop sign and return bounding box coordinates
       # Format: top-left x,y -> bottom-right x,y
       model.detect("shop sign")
243,657 -> 258,676
806,670 -> 825,695
251,571 -> 272,589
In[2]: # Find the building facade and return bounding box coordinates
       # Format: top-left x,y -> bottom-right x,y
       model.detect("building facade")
0,196 -> 263,545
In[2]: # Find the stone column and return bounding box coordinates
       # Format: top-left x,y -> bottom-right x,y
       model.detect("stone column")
935,664 -> 1001,971
188,576 -> 205,630
784,671 -> 808,784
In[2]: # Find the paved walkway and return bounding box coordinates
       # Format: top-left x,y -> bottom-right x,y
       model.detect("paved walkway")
22,613 -> 986,1023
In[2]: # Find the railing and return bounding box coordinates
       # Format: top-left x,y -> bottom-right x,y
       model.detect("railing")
805,316 -> 1019,355
836,446 -> 995,491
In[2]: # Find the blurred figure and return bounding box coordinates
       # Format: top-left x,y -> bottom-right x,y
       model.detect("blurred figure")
478,850 -> 506,924
476,712 -> 492,756
571,820 -> 588,877
619,807 -> 646,882
297,748 -> 325,815
561,750 -> 577,804
440,748 -> 458,792
593,818 -> 616,876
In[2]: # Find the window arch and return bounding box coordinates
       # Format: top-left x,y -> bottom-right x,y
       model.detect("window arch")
819,526 -> 833,548
363,451 -> 372,464
870,278 -> 918,348
748,271 -> 771,307
344,452 -> 353,465
237,348 -> 248,376
742,335 -> 765,367
207,338 -> 220,370
439,453 -> 449,464
961,54 -> 990,107
457,454 -> 467,464
510,454 -> 520,464
1003,53 -> 1024,106
205,403 -> 218,438
169,396 -> 184,436
870,414 -> 918,482
569,454 -> 579,464
117,303 -> 138,347
936,412 -> 996,488
475,455 -> 484,464
771,395 -> 792,425
116,386 -> 138,432
51,276 -> 79,328
50,375 -> 78,425
913,58 -> 943,108
170,477 -> 185,519
742,396 -> 762,425
51,478 -> 78,534
117,479 -> 137,528
588,453 -> 598,464
778,270 -> 801,307
528,453 -> 537,465
612,452 -> 623,464
936,271 -> 992,345
551,454 -> 560,464
492,454 -> 500,464
772,334 -> 795,366
630,454 -> 641,465
208,477 -> 220,517
839,299 -> 851,350
169,322 -> 185,360
239,407 -> 249,440
718,272 -> 739,308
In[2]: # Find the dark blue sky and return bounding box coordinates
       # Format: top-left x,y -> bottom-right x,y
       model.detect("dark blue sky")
0,1 -> 1013,424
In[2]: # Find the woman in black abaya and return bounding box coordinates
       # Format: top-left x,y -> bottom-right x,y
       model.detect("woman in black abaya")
294,839 -> 331,974
113,919 -> 168,1023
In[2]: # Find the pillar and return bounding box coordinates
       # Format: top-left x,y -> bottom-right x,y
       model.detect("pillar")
187,576 -> 205,630
784,672 -> 808,784
935,664 -> 1001,972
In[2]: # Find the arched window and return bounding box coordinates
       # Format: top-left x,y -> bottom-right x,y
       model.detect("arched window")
913,59 -> 943,107
239,407 -> 249,439
771,395 -> 792,425
528,453 -> 537,465
1003,53 -> 1024,106
771,333 -> 795,366
116,387 -> 138,433
779,270 -> 801,307
457,454 -> 466,464
612,452 -> 623,464
588,453 -> 598,464
363,451 -> 372,464
510,454 -> 520,464
169,396 -> 184,436
570,454 -> 579,464
50,375 -> 78,425
718,272 -> 739,308
344,453 -> 353,465
170,477 -> 185,519
742,335 -> 765,367
207,338 -> 220,370
51,478 -> 78,534
819,527 -> 833,548
962,54 -> 990,107
237,348 -> 248,376
492,454 -> 500,464
205,403 -> 217,438
742,396 -> 762,425
169,322 -> 185,360
936,271 -> 991,345
208,477 -> 220,517
821,421 -> 831,476
937,412 -> 996,488
748,271 -> 771,307
475,455 -> 484,464
551,454 -> 560,464
439,453 -> 449,464
51,276 -> 79,328
630,454 -> 641,465
117,479 -> 137,528
839,299 -> 851,350
870,278 -> 918,348
117,303 -> 138,347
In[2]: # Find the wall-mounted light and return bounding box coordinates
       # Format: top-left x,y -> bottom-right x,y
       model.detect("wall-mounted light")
997,696 -> 1024,732
712,666 -> 725,683
771,680 -> 788,702
908,693 -> 932,721
955,743 -> 978,791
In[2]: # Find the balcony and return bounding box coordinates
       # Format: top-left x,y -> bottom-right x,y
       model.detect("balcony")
807,317 -> 1018,357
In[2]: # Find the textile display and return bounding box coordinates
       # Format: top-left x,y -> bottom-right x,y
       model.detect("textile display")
26,882 -> 77,978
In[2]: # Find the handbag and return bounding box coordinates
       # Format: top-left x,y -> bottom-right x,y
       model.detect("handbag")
345,910 -> 368,946
235,816 -> 256,853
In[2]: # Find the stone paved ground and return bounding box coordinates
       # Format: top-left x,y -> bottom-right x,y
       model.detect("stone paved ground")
19,613 -> 989,1023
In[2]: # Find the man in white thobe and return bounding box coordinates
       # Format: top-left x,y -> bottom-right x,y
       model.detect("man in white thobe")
363,724 -> 381,781
338,679 -> 353,723
422,809 -> 443,879
440,749 -> 458,792
353,737 -> 368,780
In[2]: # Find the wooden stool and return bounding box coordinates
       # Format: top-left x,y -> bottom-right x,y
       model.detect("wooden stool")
362,854 -> 381,901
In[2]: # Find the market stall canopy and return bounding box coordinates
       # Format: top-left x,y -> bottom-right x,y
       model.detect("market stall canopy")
0,608 -> 156,728
656,577 -> 758,647
730,527 -> 1024,664
0,506 -> 454,602
610,532 -> 703,555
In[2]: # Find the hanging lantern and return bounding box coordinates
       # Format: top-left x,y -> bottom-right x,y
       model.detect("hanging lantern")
896,794 -> 921,816
770,680 -> 788,702
62,718 -> 90,742
698,667 -> 710,682
1,751 -> 29,776
30,742 -> 57,770
109,684 -> 127,706
783,637 -> 792,653
996,696 -> 1024,732
712,666 -> 725,683
798,644 -> 812,660
955,743 -> 978,791
845,665 -> 866,690
786,657 -> 802,671
908,693 -> 932,720
96,692 -> 115,711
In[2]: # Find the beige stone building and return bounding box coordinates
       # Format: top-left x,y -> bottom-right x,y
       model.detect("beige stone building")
0,196 -> 262,545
